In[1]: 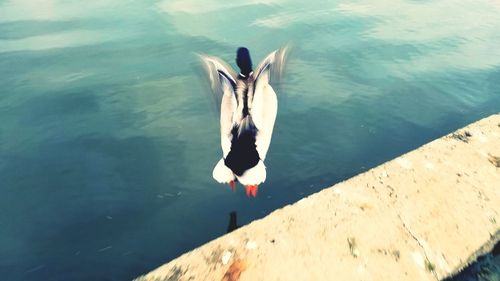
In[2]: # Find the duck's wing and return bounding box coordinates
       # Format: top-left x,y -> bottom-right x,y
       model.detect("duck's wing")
250,47 -> 289,160
253,46 -> 289,87
200,55 -> 237,92
200,55 -> 238,157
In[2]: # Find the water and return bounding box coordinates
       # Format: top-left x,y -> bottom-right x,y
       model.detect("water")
445,242 -> 500,281
1,0 -> 499,280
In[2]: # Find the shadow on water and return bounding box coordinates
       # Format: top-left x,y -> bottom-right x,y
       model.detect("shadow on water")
444,241 -> 500,281
226,211 -> 241,234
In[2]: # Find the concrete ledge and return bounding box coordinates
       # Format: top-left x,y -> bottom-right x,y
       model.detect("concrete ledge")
136,114 -> 500,281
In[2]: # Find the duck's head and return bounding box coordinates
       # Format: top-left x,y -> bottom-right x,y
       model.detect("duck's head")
236,47 -> 253,78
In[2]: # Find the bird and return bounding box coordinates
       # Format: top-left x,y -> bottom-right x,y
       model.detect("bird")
200,46 -> 288,197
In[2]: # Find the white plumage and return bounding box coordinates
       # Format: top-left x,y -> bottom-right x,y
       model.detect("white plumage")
200,47 -> 288,196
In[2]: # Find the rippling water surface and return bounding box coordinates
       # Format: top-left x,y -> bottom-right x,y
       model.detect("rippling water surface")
1,0 -> 499,280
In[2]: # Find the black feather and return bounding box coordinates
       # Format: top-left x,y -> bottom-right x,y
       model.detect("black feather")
224,125 -> 259,176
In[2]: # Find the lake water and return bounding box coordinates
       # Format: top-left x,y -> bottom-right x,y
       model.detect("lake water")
1,0 -> 499,280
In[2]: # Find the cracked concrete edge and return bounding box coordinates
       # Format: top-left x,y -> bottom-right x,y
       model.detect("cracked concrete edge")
398,214 -> 439,280
136,113 -> 500,281
448,229 -> 499,277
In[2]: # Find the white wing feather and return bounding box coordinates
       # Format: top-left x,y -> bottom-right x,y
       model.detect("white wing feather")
252,72 -> 277,160
251,47 -> 288,160
200,55 -> 238,158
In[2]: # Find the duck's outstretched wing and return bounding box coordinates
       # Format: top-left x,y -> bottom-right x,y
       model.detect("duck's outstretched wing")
251,46 -> 289,160
201,56 -> 237,88
253,46 -> 289,87
199,55 -> 238,158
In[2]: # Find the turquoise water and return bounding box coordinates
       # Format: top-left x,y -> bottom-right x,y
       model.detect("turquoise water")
1,0 -> 500,280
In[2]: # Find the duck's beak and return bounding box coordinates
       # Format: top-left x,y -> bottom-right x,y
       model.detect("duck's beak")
245,185 -> 258,197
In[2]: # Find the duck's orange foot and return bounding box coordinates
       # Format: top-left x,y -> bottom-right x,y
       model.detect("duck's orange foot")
245,185 -> 258,197
229,180 -> 236,191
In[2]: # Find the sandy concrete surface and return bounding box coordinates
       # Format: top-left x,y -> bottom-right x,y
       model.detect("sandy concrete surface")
136,114 -> 500,281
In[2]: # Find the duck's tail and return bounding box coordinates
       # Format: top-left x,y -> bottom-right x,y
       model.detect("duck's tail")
236,160 -> 266,186
213,158 -> 235,184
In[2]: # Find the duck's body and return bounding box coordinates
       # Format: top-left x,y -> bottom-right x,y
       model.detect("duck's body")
201,47 -> 287,196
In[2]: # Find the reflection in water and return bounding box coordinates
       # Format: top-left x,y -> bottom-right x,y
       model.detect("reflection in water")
227,211 -> 241,233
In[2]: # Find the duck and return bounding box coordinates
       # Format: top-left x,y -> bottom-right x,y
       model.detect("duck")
200,46 -> 288,197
